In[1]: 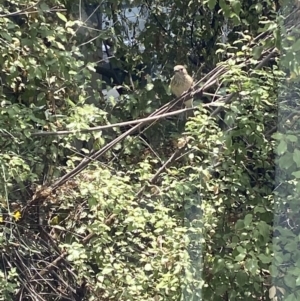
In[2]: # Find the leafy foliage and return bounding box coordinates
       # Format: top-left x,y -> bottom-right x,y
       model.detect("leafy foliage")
0,0 -> 297,301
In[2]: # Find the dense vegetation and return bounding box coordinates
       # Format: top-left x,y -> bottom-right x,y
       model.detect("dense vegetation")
1,0 -> 300,300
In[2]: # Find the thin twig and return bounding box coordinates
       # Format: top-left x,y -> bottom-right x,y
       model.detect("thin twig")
0,1 -> 41,17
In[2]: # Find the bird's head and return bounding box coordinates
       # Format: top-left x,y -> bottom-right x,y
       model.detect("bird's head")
173,65 -> 187,75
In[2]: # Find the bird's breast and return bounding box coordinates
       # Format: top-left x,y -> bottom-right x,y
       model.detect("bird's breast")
171,75 -> 192,97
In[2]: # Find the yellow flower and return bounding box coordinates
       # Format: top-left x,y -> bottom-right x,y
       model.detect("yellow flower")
13,210 -> 21,221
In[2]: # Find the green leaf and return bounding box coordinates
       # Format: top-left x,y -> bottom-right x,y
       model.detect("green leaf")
296,182 -> 300,194
144,263 -> 152,271
293,149 -> 300,167
235,220 -> 244,230
252,46 -> 264,60
284,294 -> 297,301
40,2 -> 50,11
257,221 -> 270,238
244,214 -> 252,227
277,140 -> 287,155
284,274 -> 296,288
292,171 -> 300,178
272,132 -> 283,140
245,258 -> 259,275
86,64 -> 96,72
231,0 -> 241,14
254,3 -> 262,13
258,254 -> 272,264
207,0 -> 217,10
254,206 -> 266,214
287,135 -> 298,142
145,83 -> 154,91
236,246 -> 245,254
279,152 -> 294,169
285,241 -> 297,252
292,39 -> 300,52
219,0 -> 230,15
235,253 -> 246,261
56,12 -> 68,23
236,271 -> 248,287
102,267 -> 114,275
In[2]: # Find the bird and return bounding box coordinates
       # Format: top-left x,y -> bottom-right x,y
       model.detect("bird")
170,65 -> 194,117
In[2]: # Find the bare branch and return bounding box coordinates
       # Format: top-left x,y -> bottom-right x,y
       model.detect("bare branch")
0,1 -> 41,17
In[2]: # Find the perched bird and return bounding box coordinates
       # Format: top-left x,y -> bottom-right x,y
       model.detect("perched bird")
170,65 -> 194,117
